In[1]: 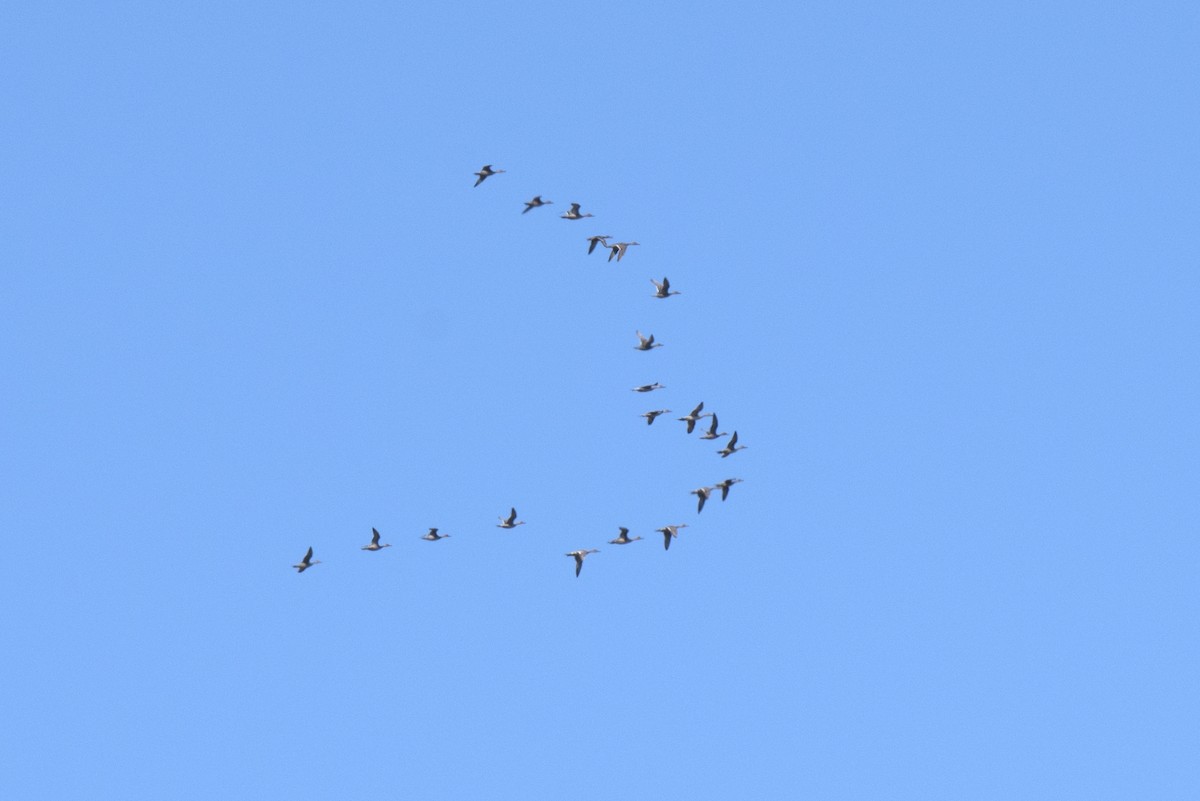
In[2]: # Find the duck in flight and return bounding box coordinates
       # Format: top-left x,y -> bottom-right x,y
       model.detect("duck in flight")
714,478 -> 743,501
561,203 -> 594,220
609,527 -> 643,545
566,549 -> 600,577
421,527 -> 450,541
632,382 -> 665,393
691,486 -> 714,514
641,409 -> 671,425
607,241 -> 640,262
497,507 -> 526,528
634,331 -> 663,351
293,547 -> 320,573
361,528 -> 391,551
698,412 -> 728,441
473,164 -> 505,187
717,431 -> 747,458
651,277 -> 680,298
677,402 -> 711,434
656,524 -> 688,551
522,195 -> 553,214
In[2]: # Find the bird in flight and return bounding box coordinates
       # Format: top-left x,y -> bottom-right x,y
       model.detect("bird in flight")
293,547 -> 320,573
497,507 -> 526,528
641,409 -> 671,425
361,528 -> 392,551
634,330 -> 664,351
421,527 -> 450,541
632,382 -> 666,393
565,549 -> 600,576
607,241 -> 640,262
691,486 -> 714,513
717,431 -> 747,458
656,524 -> 688,551
522,195 -> 553,214
586,235 -> 612,254
677,402 -> 711,434
473,164 -> 505,187
713,478 -> 743,501
561,203 -> 595,220
651,276 -> 681,298
698,412 -> 728,441
608,527 -> 643,545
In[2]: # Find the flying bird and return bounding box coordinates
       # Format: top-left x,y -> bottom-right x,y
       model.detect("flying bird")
634,330 -> 663,351
497,507 -> 526,528
565,549 -> 600,577
609,527 -> 643,545
561,203 -> 594,220
691,486 -> 714,514
714,478 -> 743,501
607,241 -> 640,262
421,527 -> 450,541
473,164 -> 505,187
522,195 -> 553,214
293,547 -> 320,573
641,409 -> 671,425
651,277 -> 681,298
586,235 -> 612,254
655,524 -> 688,551
632,383 -> 666,393
361,528 -> 391,551
717,431 -> 747,458
677,402 -> 711,434
698,412 -> 728,441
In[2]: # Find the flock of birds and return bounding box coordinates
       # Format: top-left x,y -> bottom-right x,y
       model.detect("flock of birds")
291,164 -> 747,578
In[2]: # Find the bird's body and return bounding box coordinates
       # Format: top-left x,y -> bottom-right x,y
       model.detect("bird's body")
497,507 -> 526,528
714,478 -> 743,501
656,524 -> 688,551
651,277 -> 681,298
586,235 -> 612,254
561,203 -> 594,220
293,547 -> 320,573
609,527 -> 643,545
522,195 -> 553,214
718,431 -> 747,458
473,164 -> 505,187
632,383 -> 666,393
698,412 -> 728,440
641,409 -> 671,425
422,527 -> 450,541
361,527 -> 392,551
607,241 -> 640,262
691,486 -> 713,514
634,330 -> 663,351
566,549 -> 600,576
678,402 -> 711,434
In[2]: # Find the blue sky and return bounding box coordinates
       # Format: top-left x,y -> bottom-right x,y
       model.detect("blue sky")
2,1 -> 1198,798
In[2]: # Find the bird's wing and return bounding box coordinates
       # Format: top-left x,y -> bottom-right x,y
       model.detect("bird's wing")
303,546 -> 313,563
371,528 -> 381,545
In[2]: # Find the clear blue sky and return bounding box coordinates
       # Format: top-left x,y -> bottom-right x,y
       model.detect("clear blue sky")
2,1 -> 1198,798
